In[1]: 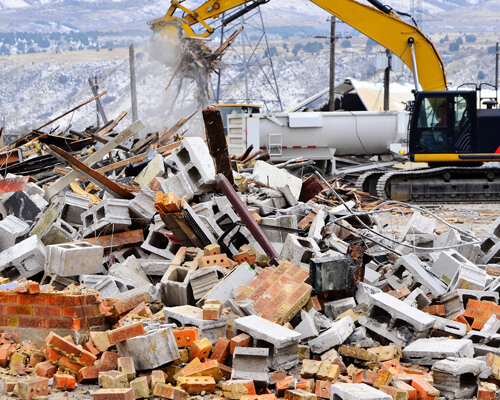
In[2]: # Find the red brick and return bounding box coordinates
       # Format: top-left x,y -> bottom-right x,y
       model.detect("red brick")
315,380 -> 331,399
230,333 -> 252,354
5,305 -> 33,316
27,282 -> 40,294
17,377 -> 50,400
100,351 -> 119,369
53,374 -> 76,390
93,388 -> 135,400
178,376 -> 216,394
83,340 -> 101,356
58,355 -> 84,374
107,323 -> 146,345
241,395 -> 278,400
392,380 -> 417,400
47,294 -> 81,306
46,317 -> 73,330
189,338 -> 212,361
112,295 -> 146,317
34,361 -> 57,378
18,317 -> 49,329
210,337 -> 230,364
46,332 -> 81,357
152,384 -> 188,400
19,293 -> 48,306
477,386 -> 497,400
411,376 -> 439,400
78,366 -> 113,383
0,292 -> 19,304
46,348 -> 61,362
276,377 -> 295,397
33,306 -> 62,318
173,327 -> 200,347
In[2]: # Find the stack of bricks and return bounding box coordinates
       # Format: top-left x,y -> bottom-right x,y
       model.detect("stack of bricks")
462,299 -> 500,330
234,261 -> 312,325
0,284 -> 106,344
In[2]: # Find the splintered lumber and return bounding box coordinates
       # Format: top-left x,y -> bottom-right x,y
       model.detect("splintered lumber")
159,110 -> 197,145
203,106 -> 234,185
46,144 -> 135,200
0,92 -> 108,153
44,120 -> 145,200
96,111 -> 127,137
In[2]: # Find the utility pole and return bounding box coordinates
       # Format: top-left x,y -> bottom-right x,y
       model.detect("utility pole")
383,49 -> 392,111
495,42 -> 499,95
328,17 -> 336,111
88,76 -> 108,127
129,44 -> 138,122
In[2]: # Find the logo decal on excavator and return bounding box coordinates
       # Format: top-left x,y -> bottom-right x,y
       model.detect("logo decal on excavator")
496,146 -> 500,154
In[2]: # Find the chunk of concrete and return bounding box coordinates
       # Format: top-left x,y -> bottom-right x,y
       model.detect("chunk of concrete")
308,316 -> 354,354
0,215 -> 30,252
231,347 -> 269,384
158,172 -> 194,202
332,383 -> 392,400
280,234 -> 321,269
252,160 -> 302,200
0,235 -> 46,278
402,338 -> 474,366
401,211 -> 436,238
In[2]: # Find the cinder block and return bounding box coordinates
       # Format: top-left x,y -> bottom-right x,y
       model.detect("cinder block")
116,325 -> 179,370
168,137 -> 216,195
191,267 -> 220,300
309,317 -> 354,354
261,215 -> 298,243
40,217 -> 80,245
358,292 -> 436,346
159,171 -> 195,202
295,310 -> 319,340
332,383 -> 392,400
324,298 -> 356,320
231,347 -> 269,384
402,211 -> 435,238
0,215 -> 30,252
0,235 -> 46,278
232,315 -> 301,370
164,305 -> 227,345
432,250 -> 479,285
403,288 -> 431,310
402,338 -> 474,366
46,242 -> 104,277
386,253 -> 445,297
141,223 -> 180,259
448,262 -> 487,291
129,186 -> 158,226
81,198 -> 131,237
60,192 -> 90,226
160,266 -> 193,306
280,234 -> 321,269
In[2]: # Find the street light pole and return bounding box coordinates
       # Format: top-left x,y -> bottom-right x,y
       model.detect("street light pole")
328,17 -> 336,111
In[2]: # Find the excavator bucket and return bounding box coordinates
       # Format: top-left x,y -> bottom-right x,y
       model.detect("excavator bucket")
147,17 -> 184,66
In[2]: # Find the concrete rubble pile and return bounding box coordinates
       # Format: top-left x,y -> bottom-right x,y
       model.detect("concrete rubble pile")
0,113 -> 500,400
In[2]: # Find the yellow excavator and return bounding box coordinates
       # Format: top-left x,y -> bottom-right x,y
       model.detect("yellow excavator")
149,0 -> 500,202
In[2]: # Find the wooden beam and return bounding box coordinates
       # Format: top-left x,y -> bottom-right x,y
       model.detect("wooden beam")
96,111 -> 127,137
46,145 -> 135,200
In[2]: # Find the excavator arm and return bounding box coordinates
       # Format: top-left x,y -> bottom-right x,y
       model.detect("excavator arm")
149,0 -> 447,92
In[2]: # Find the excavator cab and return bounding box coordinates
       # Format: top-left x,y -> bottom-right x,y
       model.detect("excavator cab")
409,90 -> 482,162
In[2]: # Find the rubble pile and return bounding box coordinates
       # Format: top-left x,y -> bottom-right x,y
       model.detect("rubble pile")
0,109 -> 500,400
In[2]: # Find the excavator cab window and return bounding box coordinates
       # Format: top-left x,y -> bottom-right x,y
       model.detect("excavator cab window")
410,91 -> 476,157
415,96 -> 451,152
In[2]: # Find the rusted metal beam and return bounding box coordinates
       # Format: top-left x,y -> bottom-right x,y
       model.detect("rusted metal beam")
203,106 -> 234,185
215,173 -> 279,266
46,145 -> 135,200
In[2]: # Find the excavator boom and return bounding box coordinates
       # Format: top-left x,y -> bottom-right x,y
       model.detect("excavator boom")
149,0 -> 447,92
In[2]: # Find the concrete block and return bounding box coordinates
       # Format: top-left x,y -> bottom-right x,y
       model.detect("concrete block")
432,358 -> 489,399
40,217 -> 80,245
402,338 -> 474,366
112,284 -> 161,302
60,192 -> 90,226
401,211 -> 436,238
331,383 -> 392,400
323,234 -> 349,255
252,160 -> 302,199
108,263 -> 152,290
199,262 -> 257,306
231,347 -> 269,384
0,215 -> 30,252
159,171 -> 194,202
160,266 -> 193,306
135,154 -> 165,187
80,275 -> 125,298
295,310 -> 319,341
280,234 -> 321,269
324,298 -> 356,320
482,240 -> 500,264
403,288 -> 431,310
116,326 -> 180,370
278,185 -> 298,206
232,315 -> 301,370
81,198 -> 131,237
308,210 -> 326,243
25,182 -> 45,198
386,253 -> 445,297
128,186 -> 157,226
46,241 -> 104,276
308,316 -> 354,354
432,250 -> 479,285
190,267 -> 220,300
358,292 -> 436,346
30,193 -> 48,211
164,305 -> 227,344
432,315 -> 467,337
261,215 -> 298,243
169,136 -> 216,195
363,267 -> 381,285
141,224 -> 180,259
449,263 -> 487,291
0,235 -> 46,278
355,282 -> 382,305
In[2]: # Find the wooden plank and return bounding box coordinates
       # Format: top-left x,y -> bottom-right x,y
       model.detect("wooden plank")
82,229 -> 144,250
96,111 -> 127,137
0,177 -> 30,193
44,120 -> 145,200
47,145 -> 135,200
